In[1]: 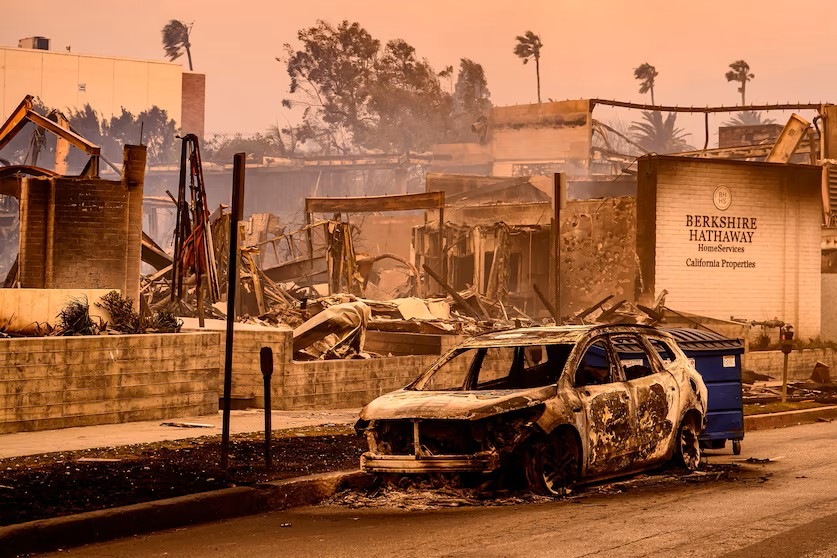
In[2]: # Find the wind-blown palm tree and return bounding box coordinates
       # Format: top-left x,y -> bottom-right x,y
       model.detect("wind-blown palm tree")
630,111 -> 693,154
162,20 -> 193,71
633,63 -> 658,105
725,60 -> 754,105
514,31 -> 543,104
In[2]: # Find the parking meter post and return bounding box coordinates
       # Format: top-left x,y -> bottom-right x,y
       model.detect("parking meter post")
780,325 -> 794,403
260,347 -> 274,469
781,353 -> 789,403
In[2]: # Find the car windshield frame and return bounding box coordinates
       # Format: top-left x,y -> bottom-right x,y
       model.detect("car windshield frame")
407,342 -> 576,392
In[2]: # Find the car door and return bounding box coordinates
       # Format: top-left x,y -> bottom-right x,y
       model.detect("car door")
572,336 -> 638,476
610,334 -> 680,466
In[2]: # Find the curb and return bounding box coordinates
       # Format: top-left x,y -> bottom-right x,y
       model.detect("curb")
745,405 -> 837,431
0,469 -> 371,557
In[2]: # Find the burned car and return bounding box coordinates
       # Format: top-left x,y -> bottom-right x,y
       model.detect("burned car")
356,325 -> 708,495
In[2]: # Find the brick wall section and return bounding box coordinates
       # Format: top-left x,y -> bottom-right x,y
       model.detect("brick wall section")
123,145 -> 146,304
744,349 -> 837,381
181,72 -> 206,140
17,178 -> 48,287
638,157 -> 822,338
17,176 -> 143,301
0,333 -> 219,433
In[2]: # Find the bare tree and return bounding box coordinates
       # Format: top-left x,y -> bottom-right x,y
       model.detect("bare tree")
633,63 -> 658,105
162,20 -> 194,71
514,31 -> 543,103
438,65 -> 454,94
725,60 -> 754,105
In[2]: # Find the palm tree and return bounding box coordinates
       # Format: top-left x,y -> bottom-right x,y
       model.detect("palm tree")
630,111 -> 693,154
162,20 -> 193,71
724,111 -> 776,126
725,60 -> 754,105
633,63 -> 658,105
514,31 -> 543,104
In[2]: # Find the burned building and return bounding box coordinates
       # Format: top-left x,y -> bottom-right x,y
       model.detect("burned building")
412,173 -> 637,319
0,96 -> 146,303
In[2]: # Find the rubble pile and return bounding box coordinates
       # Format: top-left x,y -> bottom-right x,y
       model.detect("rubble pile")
742,361 -> 837,405
142,201 -> 550,359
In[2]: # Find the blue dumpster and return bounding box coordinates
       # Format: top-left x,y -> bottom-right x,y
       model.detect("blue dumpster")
665,328 -> 745,455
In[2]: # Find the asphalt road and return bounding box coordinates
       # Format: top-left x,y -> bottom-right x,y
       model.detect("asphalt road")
44,421 -> 837,558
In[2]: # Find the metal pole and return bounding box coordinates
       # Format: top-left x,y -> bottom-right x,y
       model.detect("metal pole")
260,347 -> 274,470
171,138 -> 189,301
221,152 -> 246,469
552,173 -> 566,323
439,205 -> 446,289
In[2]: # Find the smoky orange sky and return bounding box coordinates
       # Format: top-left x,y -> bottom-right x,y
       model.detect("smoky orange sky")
4,0 -> 836,139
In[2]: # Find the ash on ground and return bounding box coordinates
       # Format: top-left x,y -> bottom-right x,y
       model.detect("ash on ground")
327,463 -> 742,511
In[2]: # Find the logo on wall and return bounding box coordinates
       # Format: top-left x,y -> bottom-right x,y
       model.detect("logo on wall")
713,186 -> 732,211
685,184 -> 756,269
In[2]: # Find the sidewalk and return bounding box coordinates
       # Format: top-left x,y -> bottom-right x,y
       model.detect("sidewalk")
0,408 -> 361,459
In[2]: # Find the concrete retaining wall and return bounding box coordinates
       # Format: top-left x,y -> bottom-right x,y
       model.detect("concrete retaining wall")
185,321 -> 457,410
744,348 -> 837,381
274,355 -> 440,410
181,318 -> 292,401
0,332 -> 219,433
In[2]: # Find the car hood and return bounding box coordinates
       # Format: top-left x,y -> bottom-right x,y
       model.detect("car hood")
359,386 -> 554,421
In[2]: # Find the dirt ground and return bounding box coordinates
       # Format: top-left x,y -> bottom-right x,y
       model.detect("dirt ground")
0,426 -> 365,526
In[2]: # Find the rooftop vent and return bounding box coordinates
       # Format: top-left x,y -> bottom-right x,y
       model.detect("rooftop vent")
18,37 -> 50,50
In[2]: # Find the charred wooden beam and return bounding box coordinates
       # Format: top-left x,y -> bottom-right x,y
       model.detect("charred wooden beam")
590,98 -> 823,114
305,191 -> 445,213
533,282 -> 558,321
422,264 -> 484,320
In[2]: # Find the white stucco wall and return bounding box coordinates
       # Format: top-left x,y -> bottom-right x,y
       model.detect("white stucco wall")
0,47 -> 183,123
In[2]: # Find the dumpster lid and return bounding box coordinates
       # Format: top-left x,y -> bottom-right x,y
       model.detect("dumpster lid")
609,336 -> 645,354
663,327 -> 743,352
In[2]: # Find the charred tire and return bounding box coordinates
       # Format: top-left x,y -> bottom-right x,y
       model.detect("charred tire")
524,430 -> 580,496
675,417 -> 701,471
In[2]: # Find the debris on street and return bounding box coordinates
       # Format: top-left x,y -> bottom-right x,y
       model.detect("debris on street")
326,463 -> 741,511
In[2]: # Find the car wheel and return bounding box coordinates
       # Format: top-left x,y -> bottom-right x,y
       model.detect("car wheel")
525,431 -> 579,496
676,418 -> 701,471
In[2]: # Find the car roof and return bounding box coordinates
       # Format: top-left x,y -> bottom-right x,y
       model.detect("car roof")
461,324 -> 668,348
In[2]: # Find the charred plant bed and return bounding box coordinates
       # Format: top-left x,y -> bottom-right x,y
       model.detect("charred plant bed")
0,429 -> 365,526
